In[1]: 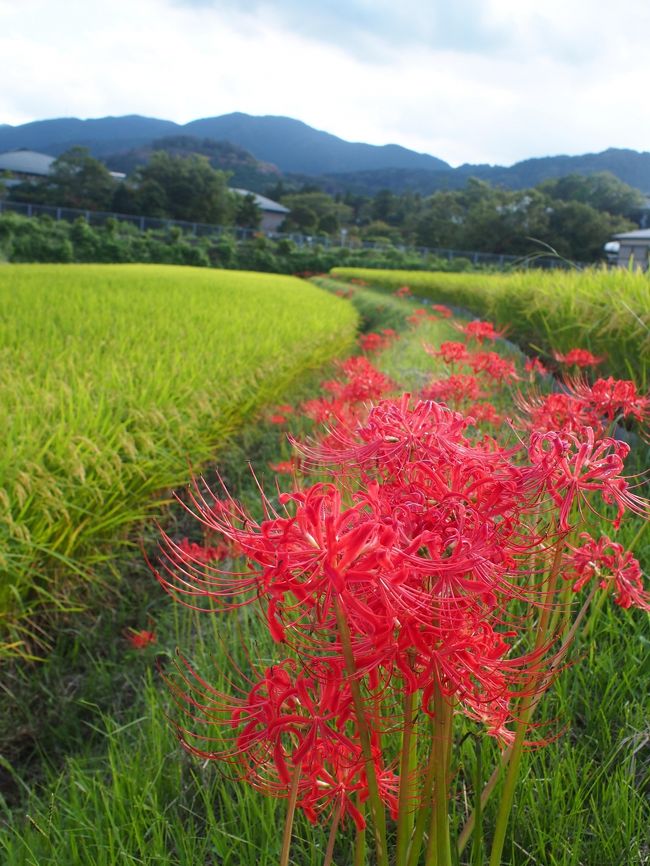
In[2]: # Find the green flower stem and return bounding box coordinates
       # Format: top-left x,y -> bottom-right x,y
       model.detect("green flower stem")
334,599 -> 389,866
458,579 -> 599,857
424,685 -> 453,866
353,800 -> 366,866
471,735 -> 484,866
396,681 -> 418,864
488,537 -> 564,866
457,746 -> 512,856
581,582 -> 610,640
406,718 -> 437,866
279,765 -> 301,866
323,801 -> 342,866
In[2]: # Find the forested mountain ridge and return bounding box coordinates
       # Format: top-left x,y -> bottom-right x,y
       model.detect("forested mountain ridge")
2,113 -> 649,193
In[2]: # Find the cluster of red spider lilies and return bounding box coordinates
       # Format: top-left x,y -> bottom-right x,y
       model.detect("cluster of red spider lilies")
153,291 -> 649,866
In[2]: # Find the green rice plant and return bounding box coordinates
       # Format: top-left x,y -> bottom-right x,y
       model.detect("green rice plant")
331,267 -> 650,387
0,264 -> 358,655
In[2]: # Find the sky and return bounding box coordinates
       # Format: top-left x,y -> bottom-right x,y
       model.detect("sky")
0,0 -> 648,167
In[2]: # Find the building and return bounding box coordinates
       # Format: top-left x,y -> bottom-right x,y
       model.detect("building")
0,149 -> 125,187
607,228 -> 650,270
0,150 -> 56,186
231,188 -> 290,232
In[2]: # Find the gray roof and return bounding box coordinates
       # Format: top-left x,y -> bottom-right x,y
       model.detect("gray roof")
613,228 -> 650,241
0,150 -> 55,176
232,188 -> 290,214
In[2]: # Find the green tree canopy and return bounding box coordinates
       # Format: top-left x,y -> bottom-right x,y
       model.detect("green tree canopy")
234,193 -> 261,229
540,172 -> 644,217
128,152 -> 235,224
47,147 -> 116,210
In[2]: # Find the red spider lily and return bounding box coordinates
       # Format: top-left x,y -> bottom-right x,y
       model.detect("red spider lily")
565,377 -> 650,426
466,351 -> 519,384
297,395 -> 471,477
515,391 -> 598,435
177,537 -> 231,564
424,341 -> 470,365
554,348 -> 605,368
456,320 -> 504,343
154,305 -> 650,866
407,308 -> 438,326
525,357 -> 548,377
395,285 -> 411,298
269,459 -> 301,475
166,653 -> 394,828
277,404 -> 295,415
125,628 -> 156,649
517,377 -> 650,436
322,356 -> 395,405
161,467 -> 554,741
466,401 -> 503,426
359,332 -> 386,353
431,304 -> 453,318
565,533 -> 649,610
528,426 -> 649,530
422,373 -> 483,406
270,414 -> 288,425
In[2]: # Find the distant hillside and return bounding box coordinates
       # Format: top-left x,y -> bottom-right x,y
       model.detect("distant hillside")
0,113 -> 449,176
1,113 -> 649,194
181,114 -> 450,174
104,135 -> 281,192
316,149 -> 650,196
0,115 -> 178,157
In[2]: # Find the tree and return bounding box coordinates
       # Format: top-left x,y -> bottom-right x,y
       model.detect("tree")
546,201 -> 635,261
128,152 -> 235,224
540,172 -> 644,218
46,147 -> 116,210
234,193 -> 261,229
280,192 -> 352,236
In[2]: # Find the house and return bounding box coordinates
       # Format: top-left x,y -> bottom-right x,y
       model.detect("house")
231,188 -> 290,232
607,228 -> 650,270
0,149 -> 56,186
0,149 -> 125,188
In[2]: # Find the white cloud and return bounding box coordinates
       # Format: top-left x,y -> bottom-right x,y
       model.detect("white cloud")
0,0 -> 648,166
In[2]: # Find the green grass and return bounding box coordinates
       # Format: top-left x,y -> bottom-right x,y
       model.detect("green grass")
1,281 -> 647,866
0,264 -> 358,654
331,266 -> 650,388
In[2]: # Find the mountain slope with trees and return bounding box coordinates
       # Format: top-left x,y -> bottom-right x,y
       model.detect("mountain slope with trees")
2,113 -> 649,193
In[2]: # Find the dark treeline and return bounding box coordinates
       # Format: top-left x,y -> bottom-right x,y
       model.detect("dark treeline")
2,146 -> 644,262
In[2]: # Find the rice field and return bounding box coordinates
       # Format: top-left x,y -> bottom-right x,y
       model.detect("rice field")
331,267 -> 650,387
0,264 -> 358,654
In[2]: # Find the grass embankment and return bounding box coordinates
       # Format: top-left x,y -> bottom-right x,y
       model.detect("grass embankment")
0,264 -> 358,655
331,267 -> 650,387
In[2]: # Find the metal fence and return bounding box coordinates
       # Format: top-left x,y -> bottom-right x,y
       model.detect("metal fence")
0,198 -> 569,269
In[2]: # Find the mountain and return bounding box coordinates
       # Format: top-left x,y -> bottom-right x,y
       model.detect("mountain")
317,149 -> 650,196
181,114 -> 449,174
104,135 -> 281,191
0,115 -> 178,157
0,113 -> 449,176
1,113 -> 649,195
